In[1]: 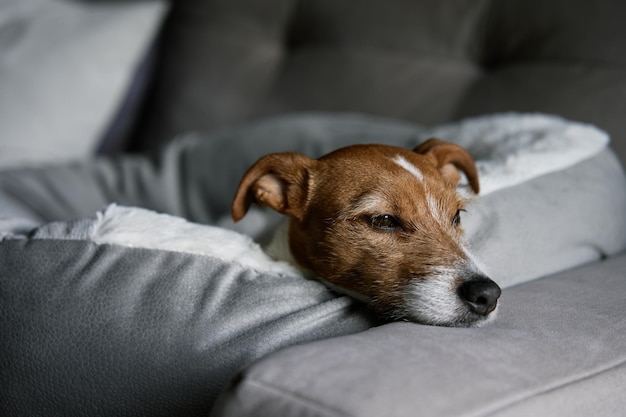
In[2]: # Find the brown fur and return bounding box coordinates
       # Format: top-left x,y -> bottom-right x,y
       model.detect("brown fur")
232,138 -> 498,324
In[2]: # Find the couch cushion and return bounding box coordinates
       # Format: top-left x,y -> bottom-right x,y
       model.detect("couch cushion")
212,252 -> 626,417
133,0 -> 626,167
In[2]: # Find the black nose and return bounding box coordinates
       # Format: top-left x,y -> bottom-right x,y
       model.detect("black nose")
458,277 -> 501,316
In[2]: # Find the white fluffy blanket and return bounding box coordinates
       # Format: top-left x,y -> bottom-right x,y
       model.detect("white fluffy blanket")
92,204 -> 302,275
420,113 -> 608,195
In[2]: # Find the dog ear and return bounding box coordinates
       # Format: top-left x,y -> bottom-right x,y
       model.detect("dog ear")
232,152 -> 315,222
413,138 -> 480,193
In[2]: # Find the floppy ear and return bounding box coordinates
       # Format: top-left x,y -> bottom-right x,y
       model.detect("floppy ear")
413,138 -> 480,194
232,152 -> 315,222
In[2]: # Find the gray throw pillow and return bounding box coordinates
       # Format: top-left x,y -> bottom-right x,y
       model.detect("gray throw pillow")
0,0 -> 167,168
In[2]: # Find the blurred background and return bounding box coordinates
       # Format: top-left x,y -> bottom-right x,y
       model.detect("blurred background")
2,0 -> 626,167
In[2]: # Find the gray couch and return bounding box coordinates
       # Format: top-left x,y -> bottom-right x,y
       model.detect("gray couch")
2,1 -> 626,416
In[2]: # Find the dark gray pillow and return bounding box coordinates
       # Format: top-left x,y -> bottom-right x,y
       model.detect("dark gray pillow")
0,238 -> 377,416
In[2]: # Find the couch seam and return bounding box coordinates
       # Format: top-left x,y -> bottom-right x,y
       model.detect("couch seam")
236,356 -> 626,417
479,356 -> 626,417
242,377 -> 355,417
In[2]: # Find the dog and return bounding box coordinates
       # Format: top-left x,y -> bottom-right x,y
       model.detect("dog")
231,138 -> 501,327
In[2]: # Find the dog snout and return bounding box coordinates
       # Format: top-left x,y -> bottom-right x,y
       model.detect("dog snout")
458,277 -> 501,316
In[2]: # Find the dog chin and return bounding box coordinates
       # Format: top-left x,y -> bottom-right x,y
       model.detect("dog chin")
400,304 -> 498,327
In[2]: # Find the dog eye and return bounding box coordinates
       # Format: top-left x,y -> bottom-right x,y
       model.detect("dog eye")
370,214 -> 401,231
453,211 -> 460,226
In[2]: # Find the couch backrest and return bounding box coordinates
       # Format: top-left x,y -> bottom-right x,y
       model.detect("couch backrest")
134,0 -> 626,164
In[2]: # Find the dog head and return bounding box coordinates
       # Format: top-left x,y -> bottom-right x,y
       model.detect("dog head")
232,138 -> 500,327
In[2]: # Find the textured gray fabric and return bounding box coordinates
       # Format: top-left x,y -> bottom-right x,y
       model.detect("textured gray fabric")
0,240 -> 377,417
456,0 -> 626,163
212,252 -> 626,417
464,148 -> 626,287
133,0 -> 626,168
134,0 -> 491,147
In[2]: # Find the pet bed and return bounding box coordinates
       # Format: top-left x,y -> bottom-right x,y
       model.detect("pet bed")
1,113 -> 625,416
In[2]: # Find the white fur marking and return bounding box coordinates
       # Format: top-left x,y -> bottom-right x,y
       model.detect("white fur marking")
403,268 -> 464,325
403,266 -> 497,327
340,193 -> 391,220
426,194 -> 443,225
392,155 -> 424,181
353,194 -> 387,213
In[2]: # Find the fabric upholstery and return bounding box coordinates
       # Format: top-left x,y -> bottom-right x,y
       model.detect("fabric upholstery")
464,147 -> 626,287
133,0 -> 626,166
212,252 -> 626,417
0,240 -> 376,416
